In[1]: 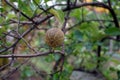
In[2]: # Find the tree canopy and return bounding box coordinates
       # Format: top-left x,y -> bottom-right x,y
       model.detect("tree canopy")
0,0 -> 120,80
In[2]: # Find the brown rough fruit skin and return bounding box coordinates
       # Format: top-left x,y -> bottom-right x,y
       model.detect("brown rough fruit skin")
45,28 -> 64,47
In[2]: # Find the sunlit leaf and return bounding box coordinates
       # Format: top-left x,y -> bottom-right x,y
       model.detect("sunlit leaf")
49,9 -> 64,24
70,8 -> 88,21
6,12 -> 16,20
29,2 -> 36,11
79,22 -> 106,41
0,26 -> 6,34
35,0 -> 40,3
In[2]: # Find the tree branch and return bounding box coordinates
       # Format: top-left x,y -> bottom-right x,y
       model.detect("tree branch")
0,51 -> 64,58
63,2 -> 119,28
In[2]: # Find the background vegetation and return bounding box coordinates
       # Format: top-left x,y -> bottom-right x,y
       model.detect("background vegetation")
0,0 -> 120,80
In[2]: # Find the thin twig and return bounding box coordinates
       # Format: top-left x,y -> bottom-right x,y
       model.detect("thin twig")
1,58 -> 30,79
4,0 -> 34,23
67,19 -> 113,31
0,51 -> 64,58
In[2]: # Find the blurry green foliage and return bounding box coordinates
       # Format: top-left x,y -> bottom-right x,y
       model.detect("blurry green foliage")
0,0 -> 120,80
20,66 -> 34,79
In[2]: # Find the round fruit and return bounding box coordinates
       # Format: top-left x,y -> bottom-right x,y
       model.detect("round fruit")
45,28 -> 64,47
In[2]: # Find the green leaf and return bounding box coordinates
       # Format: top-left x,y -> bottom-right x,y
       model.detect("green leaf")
70,8 -> 88,21
35,0 -> 40,3
54,54 -> 60,61
105,27 -> 120,36
0,7 -> 4,12
79,22 -> 106,41
70,9 -> 82,20
73,30 -> 83,42
45,0 -> 49,3
45,54 -> 54,62
29,2 -> 36,11
6,12 -> 16,20
91,30 -> 106,41
0,26 -> 6,34
21,66 -> 33,78
109,67 -> 116,71
49,9 -> 64,24
18,0 -> 33,17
